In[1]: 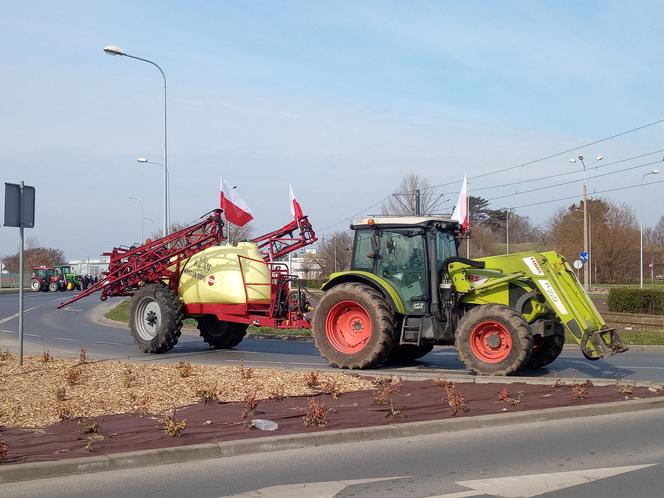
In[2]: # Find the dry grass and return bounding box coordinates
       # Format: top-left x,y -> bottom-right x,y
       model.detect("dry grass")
0,352 -> 372,428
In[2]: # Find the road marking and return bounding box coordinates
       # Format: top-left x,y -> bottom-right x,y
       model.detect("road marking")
225,476 -> 410,497
1,329 -> 14,334
96,341 -> 125,345
61,307 -> 82,312
53,337 -> 75,342
24,333 -> 40,337
0,305 -> 41,325
431,463 -> 657,498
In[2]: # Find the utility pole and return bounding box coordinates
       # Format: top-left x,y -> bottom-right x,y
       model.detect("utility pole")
415,189 -> 421,215
506,209 -> 510,254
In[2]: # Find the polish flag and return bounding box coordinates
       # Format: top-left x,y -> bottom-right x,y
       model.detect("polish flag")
290,184 -> 304,220
220,177 -> 253,227
451,175 -> 469,232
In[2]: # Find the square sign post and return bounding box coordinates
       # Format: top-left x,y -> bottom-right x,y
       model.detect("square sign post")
4,182 -> 36,366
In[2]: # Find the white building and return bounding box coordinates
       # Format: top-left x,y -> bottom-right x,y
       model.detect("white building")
286,249 -> 322,280
68,257 -> 110,276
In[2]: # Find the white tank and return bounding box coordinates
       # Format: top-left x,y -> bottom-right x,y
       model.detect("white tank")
177,242 -> 271,305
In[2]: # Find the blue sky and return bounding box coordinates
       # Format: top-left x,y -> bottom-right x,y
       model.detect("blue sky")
2,1 -> 664,259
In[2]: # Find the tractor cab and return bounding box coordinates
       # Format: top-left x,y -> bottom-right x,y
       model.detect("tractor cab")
349,216 -> 460,314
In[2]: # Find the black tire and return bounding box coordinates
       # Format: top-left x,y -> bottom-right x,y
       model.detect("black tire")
129,283 -> 183,353
456,304 -> 532,376
48,282 -> 59,292
30,279 -> 42,292
526,331 -> 565,369
389,343 -> 434,363
197,315 -> 248,349
312,283 -> 395,369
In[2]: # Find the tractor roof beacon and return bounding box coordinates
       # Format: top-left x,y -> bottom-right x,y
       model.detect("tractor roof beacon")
312,215 -> 627,375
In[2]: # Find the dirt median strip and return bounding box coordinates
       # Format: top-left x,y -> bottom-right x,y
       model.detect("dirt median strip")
2,395 -> 664,484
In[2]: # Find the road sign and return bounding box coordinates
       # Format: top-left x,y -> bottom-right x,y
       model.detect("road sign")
573,259 -> 584,270
4,182 -> 35,228
3,181 -> 35,366
579,251 -> 589,263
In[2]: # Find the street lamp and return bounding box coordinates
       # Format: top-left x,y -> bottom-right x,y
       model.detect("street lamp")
569,154 -> 603,290
641,169 -> 660,288
143,216 -> 157,238
104,44 -> 169,236
128,196 -> 144,243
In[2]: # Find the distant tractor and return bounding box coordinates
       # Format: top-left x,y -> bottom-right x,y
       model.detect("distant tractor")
30,266 -> 55,292
312,216 -> 627,375
53,265 -> 80,291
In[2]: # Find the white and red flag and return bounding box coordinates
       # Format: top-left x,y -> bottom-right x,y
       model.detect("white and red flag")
220,177 -> 253,227
289,184 -> 304,220
451,175 -> 469,232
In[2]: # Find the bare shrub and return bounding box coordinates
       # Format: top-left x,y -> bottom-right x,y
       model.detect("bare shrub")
162,412 -> 187,438
0,437 -> 8,463
41,349 -> 53,363
571,381 -> 590,400
303,397 -> 328,427
64,367 -> 82,387
305,371 -> 319,388
238,360 -> 252,380
242,391 -> 258,418
176,361 -> 194,378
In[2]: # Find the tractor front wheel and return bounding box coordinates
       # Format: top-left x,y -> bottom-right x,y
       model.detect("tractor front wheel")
313,283 -> 394,369
456,305 -> 532,376
197,315 -> 248,349
129,284 -> 183,353
30,279 -> 42,292
48,282 -> 59,292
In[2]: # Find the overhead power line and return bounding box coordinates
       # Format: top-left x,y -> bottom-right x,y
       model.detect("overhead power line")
318,118 -> 664,235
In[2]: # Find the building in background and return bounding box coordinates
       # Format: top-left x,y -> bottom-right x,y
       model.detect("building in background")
287,249 -> 322,280
68,257 -> 110,276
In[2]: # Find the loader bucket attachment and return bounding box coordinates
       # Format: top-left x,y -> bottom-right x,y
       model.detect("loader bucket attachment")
453,250 -> 628,361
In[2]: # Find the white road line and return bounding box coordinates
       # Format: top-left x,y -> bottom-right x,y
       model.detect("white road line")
96,341 -> 125,345
1,329 -> 14,334
0,305 -> 41,325
24,333 -> 40,337
53,337 -> 75,342
61,308 -> 82,312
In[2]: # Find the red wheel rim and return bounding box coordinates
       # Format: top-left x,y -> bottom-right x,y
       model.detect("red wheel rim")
325,300 -> 372,354
469,321 -> 512,363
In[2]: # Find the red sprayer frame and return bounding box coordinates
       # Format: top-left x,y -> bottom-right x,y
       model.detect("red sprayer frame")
58,209 -> 317,329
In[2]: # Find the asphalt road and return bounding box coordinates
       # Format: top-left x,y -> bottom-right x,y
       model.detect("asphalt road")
4,407 -> 664,497
1,291 -> 664,382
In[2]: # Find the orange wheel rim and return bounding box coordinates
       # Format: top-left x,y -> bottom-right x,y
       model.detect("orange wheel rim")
325,300 -> 372,354
469,321 -> 512,363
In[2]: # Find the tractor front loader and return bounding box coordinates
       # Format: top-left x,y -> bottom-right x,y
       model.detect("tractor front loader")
312,216 -> 627,375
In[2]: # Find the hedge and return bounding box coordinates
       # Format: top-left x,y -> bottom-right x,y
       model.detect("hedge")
607,288 -> 664,315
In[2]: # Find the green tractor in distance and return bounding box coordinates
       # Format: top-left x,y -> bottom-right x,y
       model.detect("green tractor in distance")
52,265 -> 80,291
312,216 -> 627,375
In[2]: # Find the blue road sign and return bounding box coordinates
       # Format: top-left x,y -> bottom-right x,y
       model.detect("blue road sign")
580,251 -> 589,262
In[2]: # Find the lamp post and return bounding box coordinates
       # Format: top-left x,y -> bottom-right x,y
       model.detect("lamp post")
569,154 -> 603,291
128,196 -> 144,243
104,45 -> 169,236
641,169 -> 660,288
143,216 -> 157,238
505,208 -> 511,254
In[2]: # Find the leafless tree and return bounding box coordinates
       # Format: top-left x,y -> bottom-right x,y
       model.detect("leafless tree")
311,231 -> 353,276
382,173 -> 444,216
224,219 -> 254,245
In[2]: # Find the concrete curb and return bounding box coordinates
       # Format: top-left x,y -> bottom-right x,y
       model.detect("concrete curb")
2,392 -> 664,484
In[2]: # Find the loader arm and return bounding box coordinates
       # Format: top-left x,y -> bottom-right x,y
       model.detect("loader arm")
450,251 -> 627,360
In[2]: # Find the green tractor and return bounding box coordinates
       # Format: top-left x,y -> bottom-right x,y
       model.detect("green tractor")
312,216 -> 627,375
52,265 -> 80,291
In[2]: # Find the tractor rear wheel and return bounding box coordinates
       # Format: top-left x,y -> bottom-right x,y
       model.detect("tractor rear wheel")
526,331 -> 565,370
456,304 -> 532,376
30,279 -> 42,292
48,282 -> 59,292
313,283 -> 394,369
389,343 -> 434,363
129,283 -> 183,353
197,315 -> 248,349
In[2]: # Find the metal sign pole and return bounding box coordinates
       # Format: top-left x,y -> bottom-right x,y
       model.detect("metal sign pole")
18,181 -> 25,366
